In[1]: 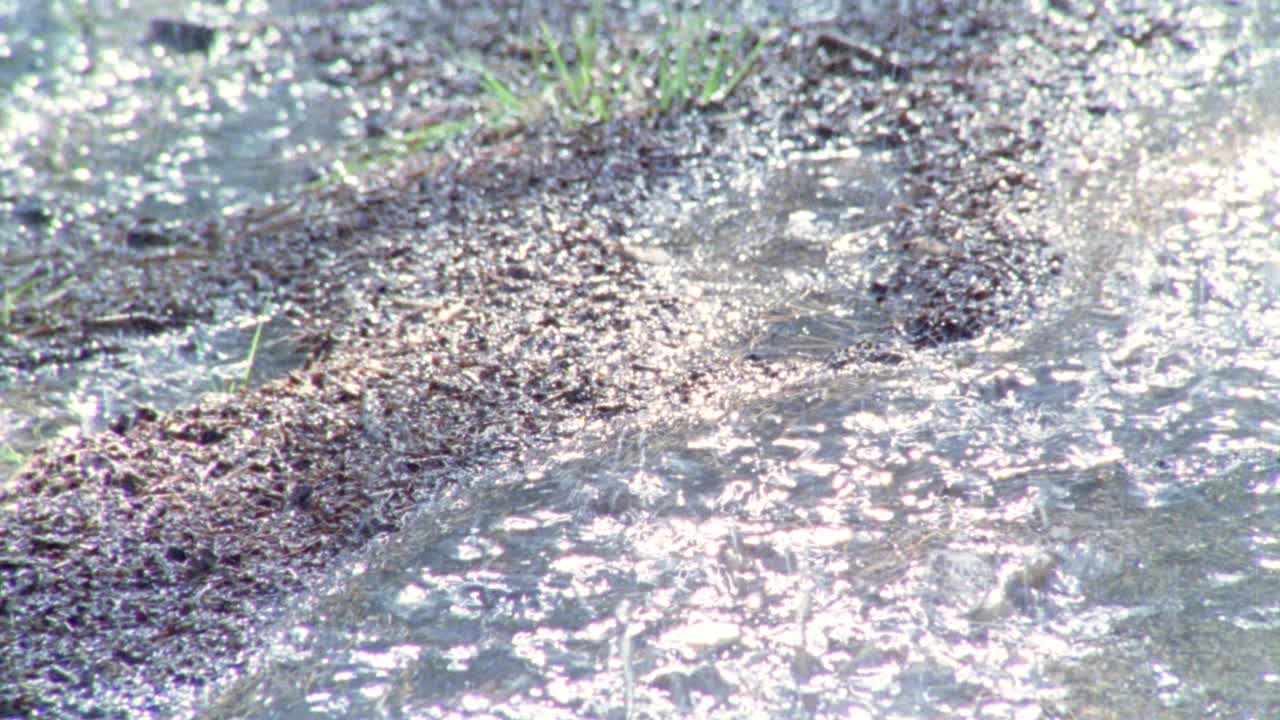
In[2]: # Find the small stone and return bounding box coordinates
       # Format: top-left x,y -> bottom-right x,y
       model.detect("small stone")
146,19 -> 217,54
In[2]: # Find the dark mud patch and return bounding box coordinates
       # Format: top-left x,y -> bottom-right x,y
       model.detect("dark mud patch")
0,1 -> 1227,716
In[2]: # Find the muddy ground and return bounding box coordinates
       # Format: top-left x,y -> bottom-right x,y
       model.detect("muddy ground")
0,2 -> 1223,716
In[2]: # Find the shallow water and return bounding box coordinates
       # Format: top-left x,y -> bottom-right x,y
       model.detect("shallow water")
200,27 -> 1280,717
5,1 -> 1280,717
0,0 -> 341,475
0,0 -> 345,231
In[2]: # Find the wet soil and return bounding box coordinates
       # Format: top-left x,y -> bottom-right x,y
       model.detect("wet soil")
0,2 -> 1222,716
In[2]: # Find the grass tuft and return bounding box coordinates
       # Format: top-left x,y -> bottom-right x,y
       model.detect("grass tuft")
311,8 -> 771,189
656,13 -> 767,112
476,7 -> 769,127
1,274 -> 39,332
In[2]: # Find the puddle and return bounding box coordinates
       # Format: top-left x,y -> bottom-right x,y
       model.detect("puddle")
685,147 -> 902,357
628,145 -> 903,363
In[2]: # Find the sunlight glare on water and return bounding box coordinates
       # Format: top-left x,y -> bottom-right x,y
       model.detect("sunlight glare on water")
0,0 -> 341,232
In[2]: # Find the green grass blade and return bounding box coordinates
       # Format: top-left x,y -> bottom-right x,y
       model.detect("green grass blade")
403,120 -> 471,152
0,444 -> 24,466
540,21 -> 581,108
574,22 -> 597,108
658,51 -> 676,112
720,31 -> 767,100
477,67 -> 524,114
701,32 -> 732,103
1,274 -> 39,329
240,310 -> 268,386
673,26 -> 691,110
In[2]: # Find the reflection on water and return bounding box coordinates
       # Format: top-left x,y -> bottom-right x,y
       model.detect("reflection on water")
203,56 -> 1280,718
0,0 -> 344,234
654,145 -> 902,361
